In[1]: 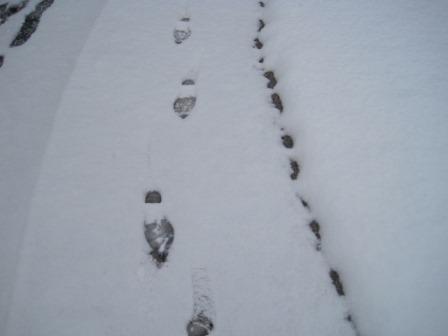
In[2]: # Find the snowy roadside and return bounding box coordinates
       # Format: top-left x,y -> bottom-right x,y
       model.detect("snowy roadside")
0,0 -> 108,332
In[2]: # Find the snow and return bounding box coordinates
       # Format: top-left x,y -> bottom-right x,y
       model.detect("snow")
2,1 -> 354,335
262,1 -> 448,336
0,0 -> 108,330
1,1 -> 447,336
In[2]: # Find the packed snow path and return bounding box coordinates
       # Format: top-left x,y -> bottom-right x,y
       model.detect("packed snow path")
6,1 -> 355,335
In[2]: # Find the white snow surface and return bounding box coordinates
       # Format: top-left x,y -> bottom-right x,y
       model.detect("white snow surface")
2,1 -> 353,336
1,1 -> 447,336
262,1 -> 448,336
0,0 -> 108,330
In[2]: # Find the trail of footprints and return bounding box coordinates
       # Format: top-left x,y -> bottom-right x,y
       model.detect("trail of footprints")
1,1 -> 358,334
256,1 -> 360,335
172,16 -> 197,119
145,3 -> 358,334
143,14 -> 213,336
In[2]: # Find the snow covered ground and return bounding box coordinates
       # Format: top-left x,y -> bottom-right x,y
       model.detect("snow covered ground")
0,0 -> 108,330
262,1 -> 448,335
1,1 -> 447,336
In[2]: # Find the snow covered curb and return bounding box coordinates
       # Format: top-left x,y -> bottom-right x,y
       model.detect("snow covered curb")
255,1 -> 360,334
257,1 -> 448,336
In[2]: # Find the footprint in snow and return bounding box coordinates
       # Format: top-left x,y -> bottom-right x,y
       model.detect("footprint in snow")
309,219 -> 322,251
174,17 -> 191,44
264,70 -> 277,89
289,159 -> 300,180
271,93 -> 283,112
329,269 -> 345,296
182,78 -> 195,85
144,218 -> 174,267
254,37 -> 263,49
281,134 -> 294,149
174,78 -> 197,119
299,196 -> 310,209
187,268 -> 215,336
187,314 -> 214,336
145,190 -> 162,203
258,19 -> 265,32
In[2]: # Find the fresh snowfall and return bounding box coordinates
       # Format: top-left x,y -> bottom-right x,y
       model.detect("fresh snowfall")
0,1 -> 447,336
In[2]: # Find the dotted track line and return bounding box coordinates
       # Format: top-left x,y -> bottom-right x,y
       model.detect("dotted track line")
255,1 -> 361,335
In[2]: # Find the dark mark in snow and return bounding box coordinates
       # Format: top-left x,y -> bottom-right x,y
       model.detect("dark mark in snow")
309,220 -> 321,241
10,0 -> 54,47
253,12 -> 357,327
259,1 -> 265,7
174,96 -> 196,119
187,314 -> 214,336
345,314 -> 362,336
174,17 -> 191,44
189,269 -> 215,336
290,159 -> 299,180
0,55 -> 4,68
271,93 -> 283,112
145,191 -> 162,203
6,0 -> 27,15
144,218 -> 174,266
258,19 -> 265,32
174,28 -> 191,44
300,197 -> 309,209
281,134 -> 294,148
329,269 -> 345,296
182,79 -> 195,85
0,3 -> 6,18
264,70 -> 277,89
0,0 -> 28,26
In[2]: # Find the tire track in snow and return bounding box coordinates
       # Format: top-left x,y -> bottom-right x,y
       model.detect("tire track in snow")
0,0 -> 30,68
0,0 -> 29,27
10,0 -> 54,47
0,0 -> 54,70
255,1 -> 360,335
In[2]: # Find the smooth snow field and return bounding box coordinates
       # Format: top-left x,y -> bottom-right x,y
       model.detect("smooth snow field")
1,1 -> 447,336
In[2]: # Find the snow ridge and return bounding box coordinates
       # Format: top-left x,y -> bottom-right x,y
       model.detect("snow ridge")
255,1 -> 360,335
